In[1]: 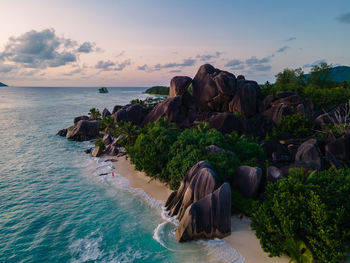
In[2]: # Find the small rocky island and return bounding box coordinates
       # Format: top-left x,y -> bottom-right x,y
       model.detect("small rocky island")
99,87 -> 109,93
58,63 -> 350,262
0,81 -> 8,87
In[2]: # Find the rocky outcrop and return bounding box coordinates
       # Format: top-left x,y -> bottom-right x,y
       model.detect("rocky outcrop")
206,112 -> 246,135
261,92 -> 313,123
192,64 -> 236,112
142,96 -> 188,126
165,161 -> 218,219
175,183 -> 231,242
56,128 -> 67,137
325,134 -> 350,164
92,146 -> 103,157
228,80 -> 261,117
112,105 -> 123,114
295,139 -> 323,170
266,166 -> 284,182
170,76 -> 192,97
66,120 -> 100,141
102,108 -> 111,118
74,115 -> 89,124
114,104 -> 147,126
233,166 -> 262,198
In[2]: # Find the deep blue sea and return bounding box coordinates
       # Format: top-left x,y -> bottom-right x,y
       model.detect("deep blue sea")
0,87 -> 243,263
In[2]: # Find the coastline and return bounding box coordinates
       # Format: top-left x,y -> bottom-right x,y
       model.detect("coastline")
113,155 -> 290,263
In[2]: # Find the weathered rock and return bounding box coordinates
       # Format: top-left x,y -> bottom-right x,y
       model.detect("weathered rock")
261,103 -> 294,123
266,166 -> 284,182
102,133 -> 113,145
261,141 -> 287,159
295,139 -> 323,170
74,115 -> 89,124
92,146 -> 103,157
57,128 -> 67,137
102,108 -> 111,118
207,112 -> 246,135
112,105 -> 123,114
104,144 -> 119,156
114,104 -> 147,126
259,94 -> 274,112
175,183 -> 231,242
245,114 -> 274,138
208,145 -> 224,154
192,64 -> 236,111
325,134 -> 350,164
170,76 -> 192,97
229,80 -> 260,117
233,166 -> 262,198
66,120 -> 100,141
142,96 -> 187,126
165,161 -> 218,220
275,91 -> 296,99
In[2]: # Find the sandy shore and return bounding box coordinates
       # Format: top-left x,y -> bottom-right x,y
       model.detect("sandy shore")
113,156 -> 290,263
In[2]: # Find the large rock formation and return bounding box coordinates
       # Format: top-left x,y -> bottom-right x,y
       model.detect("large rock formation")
192,64 -> 236,112
175,183 -> 231,242
325,134 -> 350,164
165,161 -> 218,219
295,139 -> 323,170
73,115 -> 89,124
169,76 -> 192,97
66,120 -> 100,141
232,166 -> 262,198
142,96 -> 188,126
102,108 -> 111,118
114,104 -> 147,126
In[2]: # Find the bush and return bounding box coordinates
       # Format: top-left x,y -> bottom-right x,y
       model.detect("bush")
251,168 -> 350,263
94,139 -> 105,150
88,108 -> 101,120
100,116 -> 115,133
127,118 -> 180,180
270,113 -> 314,140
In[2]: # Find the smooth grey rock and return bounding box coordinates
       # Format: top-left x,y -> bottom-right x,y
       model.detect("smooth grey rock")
295,139 -> 323,170
233,166 -> 262,198
114,104 -> 147,126
175,183 -> 231,242
267,166 -> 284,182
102,108 -> 111,118
92,146 -> 103,157
170,76 -> 192,97
73,115 -> 89,124
66,120 -> 100,141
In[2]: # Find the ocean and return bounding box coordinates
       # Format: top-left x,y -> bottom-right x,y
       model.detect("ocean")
0,87 -> 244,263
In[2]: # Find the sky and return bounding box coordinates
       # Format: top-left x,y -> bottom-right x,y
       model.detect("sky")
0,0 -> 350,87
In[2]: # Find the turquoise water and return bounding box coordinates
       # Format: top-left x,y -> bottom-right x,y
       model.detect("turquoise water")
0,87 -> 243,263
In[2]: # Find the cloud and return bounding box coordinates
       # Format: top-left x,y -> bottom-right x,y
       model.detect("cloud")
0,63 -> 17,73
245,56 -> 271,66
302,59 -> 327,68
169,69 -> 182,73
0,28 -> 101,72
276,45 -> 290,53
250,64 -> 272,72
337,12 -> 350,23
196,52 -> 221,61
77,42 -> 95,53
95,59 -> 131,71
115,51 -> 125,58
138,58 -> 196,73
225,59 -> 245,70
63,68 -> 82,76
285,37 -> 296,42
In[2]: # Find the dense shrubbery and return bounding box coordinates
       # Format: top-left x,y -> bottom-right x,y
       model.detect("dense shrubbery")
127,118 -> 180,179
251,168 -> 350,263
144,86 -> 169,96
269,113 -> 314,140
127,120 -> 265,190
261,63 -> 350,110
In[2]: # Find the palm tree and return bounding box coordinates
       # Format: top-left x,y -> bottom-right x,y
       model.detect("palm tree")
88,108 -> 101,120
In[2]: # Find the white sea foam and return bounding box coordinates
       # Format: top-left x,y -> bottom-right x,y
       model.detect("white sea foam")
69,231 -> 104,263
89,157 -> 245,263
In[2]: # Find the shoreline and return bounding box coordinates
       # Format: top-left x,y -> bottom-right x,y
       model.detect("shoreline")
112,155 -> 290,263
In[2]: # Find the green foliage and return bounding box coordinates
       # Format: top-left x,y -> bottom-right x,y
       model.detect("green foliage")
88,108 -> 101,120
94,138 -> 105,150
127,118 -> 180,180
321,123 -> 348,138
144,86 -> 169,95
112,121 -> 141,146
270,113 -> 314,140
100,116 -> 115,132
266,63 -> 350,110
130,97 -> 165,111
251,168 -> 350,263
231,189 -> 256,216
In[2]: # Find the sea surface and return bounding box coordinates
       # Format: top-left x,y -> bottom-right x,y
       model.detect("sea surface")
0,87 -> 244,263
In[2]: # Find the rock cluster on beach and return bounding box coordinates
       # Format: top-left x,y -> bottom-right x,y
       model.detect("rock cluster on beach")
165,161 -> 231,242
57,63 -> 350,243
